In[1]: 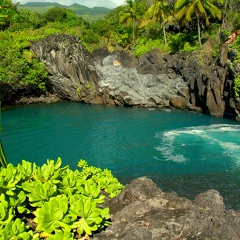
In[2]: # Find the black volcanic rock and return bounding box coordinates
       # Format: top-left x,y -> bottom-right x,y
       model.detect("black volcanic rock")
93,177 -> 240,240
12,33 -> 236,121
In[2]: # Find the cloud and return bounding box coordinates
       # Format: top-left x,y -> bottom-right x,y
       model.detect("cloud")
13,0 -> 126,9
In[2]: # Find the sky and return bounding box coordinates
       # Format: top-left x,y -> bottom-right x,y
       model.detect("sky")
12,0 -> 126,9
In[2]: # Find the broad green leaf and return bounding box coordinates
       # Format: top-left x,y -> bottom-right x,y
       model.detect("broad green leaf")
22,181 -> 57,207
35,195 -> 71,234
47,230 -> 74,240
0,218 -> 33,240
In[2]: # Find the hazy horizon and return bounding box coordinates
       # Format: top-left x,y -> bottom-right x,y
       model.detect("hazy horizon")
12,0 -> 125,9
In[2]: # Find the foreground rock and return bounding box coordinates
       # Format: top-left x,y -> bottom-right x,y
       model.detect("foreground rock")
28,33 -> 240,120
93,177 -> 240,240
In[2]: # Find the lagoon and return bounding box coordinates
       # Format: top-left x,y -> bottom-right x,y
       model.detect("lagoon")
2,102 -> 240,209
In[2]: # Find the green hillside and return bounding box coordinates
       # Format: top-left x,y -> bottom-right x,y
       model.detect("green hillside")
23,2 -> 65,7
17,2 -> 112,21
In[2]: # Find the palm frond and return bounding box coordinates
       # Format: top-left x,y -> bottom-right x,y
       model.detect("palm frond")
205,2 -> 222,19
175,6 -> 187,21
175,0 -> 189,11
185,3 -> 196,22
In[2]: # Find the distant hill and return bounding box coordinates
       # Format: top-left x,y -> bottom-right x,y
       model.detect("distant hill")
17,2 -> 113,22
23,2 -> 64,7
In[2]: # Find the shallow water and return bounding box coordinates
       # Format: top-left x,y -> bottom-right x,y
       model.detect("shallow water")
2,102 -> 240,209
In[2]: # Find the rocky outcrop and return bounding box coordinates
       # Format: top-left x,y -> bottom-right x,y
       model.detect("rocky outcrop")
30,34 -> 101,104
93,177 -> 240,240
30,34 -> 189,110
29,33 -> 240,120
1,83 -> 60,107
93,51 -> 189,108
136,47 -> 239,119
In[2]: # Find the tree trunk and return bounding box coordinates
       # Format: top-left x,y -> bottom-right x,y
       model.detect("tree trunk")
197,15 -> 201,46
163,25 -> 167,45
222,0 -> 228,25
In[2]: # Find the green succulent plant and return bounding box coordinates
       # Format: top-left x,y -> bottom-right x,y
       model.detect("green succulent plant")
0,158 -> 124,238
70,198 -> 110,236
34,195 -> 72,235
47,230 -> 74,240
0,218 -> 37,240
22,181 -> 57,207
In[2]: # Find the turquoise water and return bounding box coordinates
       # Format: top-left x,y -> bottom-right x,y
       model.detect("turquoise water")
2,102 -> 240,209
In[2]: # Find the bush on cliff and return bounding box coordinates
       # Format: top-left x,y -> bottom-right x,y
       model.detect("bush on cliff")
229,34 -> 240,97
0,158 -> 124,239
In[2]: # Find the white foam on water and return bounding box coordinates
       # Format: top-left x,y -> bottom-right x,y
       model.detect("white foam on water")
154,146 -> 187,163
162,109 -> 172,112
155,124 -> 240,164
217,140 -> 240,165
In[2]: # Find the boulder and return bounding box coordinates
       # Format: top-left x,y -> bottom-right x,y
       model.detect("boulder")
93,177 -> 240,240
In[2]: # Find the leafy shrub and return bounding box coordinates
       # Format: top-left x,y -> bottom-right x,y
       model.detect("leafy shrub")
220,29 -> 231,43
180,42 -> 197,52
0,158 -> 124,239
234,75 -> 240,98
229,35 -> 240,65
228,35 -> 240,97
43,7 -> 67,23
134,38 -> 168,56
207,23 -> 221,38
226,11 -> 240,31
8,9 -> 45,32
0,31 -> 48,91
168,32 -> 198,53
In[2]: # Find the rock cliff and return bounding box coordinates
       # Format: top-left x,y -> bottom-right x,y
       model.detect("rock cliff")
93,177 -> 240,240
30,34 -> 101,104
29,33 -> 240,120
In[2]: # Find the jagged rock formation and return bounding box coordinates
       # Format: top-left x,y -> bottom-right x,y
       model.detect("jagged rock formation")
28,33 -> 240,120
93,50 -> 189,108
30,34 -> 101,104
93,177 -> 240,240
1,83 -> 60,107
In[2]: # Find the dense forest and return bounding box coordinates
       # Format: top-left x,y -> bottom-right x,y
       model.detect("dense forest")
17,2 -> 112,22
0,0 -> 240,98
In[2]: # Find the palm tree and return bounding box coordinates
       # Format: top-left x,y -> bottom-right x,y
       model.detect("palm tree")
174,0 -> 223,46
119,0 -> 145,46
146,0 -> 172,44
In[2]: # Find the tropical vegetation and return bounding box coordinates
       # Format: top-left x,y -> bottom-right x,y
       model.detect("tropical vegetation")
0,0 -> 240,95
17,2 -> 112,22
0,158 -> 124,239
0,0 -> 240,238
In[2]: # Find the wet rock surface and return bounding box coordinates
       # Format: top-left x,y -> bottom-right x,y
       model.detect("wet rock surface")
93,177 -> 240,240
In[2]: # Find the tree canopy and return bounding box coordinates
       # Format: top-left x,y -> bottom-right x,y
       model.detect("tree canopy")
0,0 -> 239,95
